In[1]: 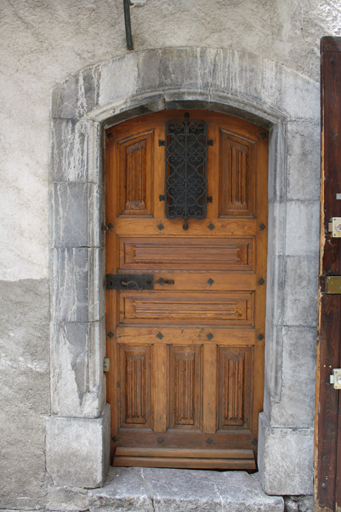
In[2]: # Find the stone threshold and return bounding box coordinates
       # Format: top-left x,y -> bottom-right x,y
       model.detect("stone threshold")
46,467 -> 284,512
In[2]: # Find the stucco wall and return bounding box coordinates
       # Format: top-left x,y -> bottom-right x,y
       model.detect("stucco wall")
1,0 -> 341,508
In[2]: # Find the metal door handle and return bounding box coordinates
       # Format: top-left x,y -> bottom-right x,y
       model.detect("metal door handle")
155,278 -> 174,285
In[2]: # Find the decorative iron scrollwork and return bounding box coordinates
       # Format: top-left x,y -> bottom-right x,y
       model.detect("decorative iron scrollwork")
160,113 -> 211,230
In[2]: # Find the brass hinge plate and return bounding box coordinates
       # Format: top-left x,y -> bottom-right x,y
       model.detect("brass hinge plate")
325,276 -> 341,294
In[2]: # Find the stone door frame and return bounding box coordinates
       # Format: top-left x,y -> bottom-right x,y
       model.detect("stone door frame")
46,48 -> 319,494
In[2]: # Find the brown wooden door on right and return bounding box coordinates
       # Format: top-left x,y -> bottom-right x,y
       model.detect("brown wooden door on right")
105,110 -> 268,470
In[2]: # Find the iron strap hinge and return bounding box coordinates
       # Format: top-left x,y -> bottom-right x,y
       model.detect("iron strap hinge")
324,276 -> 341,294
106,274 -> 175,290
106,274 -> 154,290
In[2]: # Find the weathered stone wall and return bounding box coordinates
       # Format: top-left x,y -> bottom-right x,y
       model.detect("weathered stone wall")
1,0 -> 341,508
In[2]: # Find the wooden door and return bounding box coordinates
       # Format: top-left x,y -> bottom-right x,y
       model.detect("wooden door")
105,110 -> 268,470
315,37 -> 341,512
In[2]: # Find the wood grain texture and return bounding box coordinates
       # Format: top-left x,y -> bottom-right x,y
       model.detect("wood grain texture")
120,291 -> 254,325
315,37 -> 341,512
106,110 -> 268,469
120,237 -> 254,271
117,130 -> 154,216
220,130 -> 256,217
169,345 -> 202,429
119,345 -> 151,428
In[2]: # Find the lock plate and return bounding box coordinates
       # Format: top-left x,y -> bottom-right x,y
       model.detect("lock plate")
330,217 -> 341,237
330,369 -> 341,389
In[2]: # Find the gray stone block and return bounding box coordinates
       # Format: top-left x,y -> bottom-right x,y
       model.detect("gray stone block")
48,467 -> 283,512
266,254 -> 285,326
88,247 -> 106,322
268,122 -> 287,203
264,322 -> 283,406
51,319 -> 106,418
46,403 -> 110,488
270,326 -> 317,428
141,467 -> 283,512
285,201 -> 319,256
99,53 -> 138,107
51,65 -> 100,120
51,182 -> 88,247
286,122 -> 320,201
258,413 -> 314,495
88,183 -> 105,249
283,256 -> 318,326
50,119 -> 89,182
161,47 -> 216,91
51,321 -> 89,416
51,248 -> 89,322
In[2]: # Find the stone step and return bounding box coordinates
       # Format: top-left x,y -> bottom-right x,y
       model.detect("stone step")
48,467 -> 284,512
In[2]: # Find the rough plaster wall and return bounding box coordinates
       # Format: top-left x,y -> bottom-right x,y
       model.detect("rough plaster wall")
0,0 -> 341,507
0,279 -> 50,509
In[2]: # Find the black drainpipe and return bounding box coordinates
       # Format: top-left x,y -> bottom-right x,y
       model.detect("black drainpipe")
123,0 -> 133,50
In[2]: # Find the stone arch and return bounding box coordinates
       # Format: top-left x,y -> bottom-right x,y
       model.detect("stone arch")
47,48 -> 319,494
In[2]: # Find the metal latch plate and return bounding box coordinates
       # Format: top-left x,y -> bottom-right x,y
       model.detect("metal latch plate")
330,217 -> 341,237
106,274 -> 154,290
330,369 -> 341,389
325,276 -> 341,294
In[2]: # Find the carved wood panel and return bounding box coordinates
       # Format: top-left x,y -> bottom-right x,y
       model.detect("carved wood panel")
120,291 -> 254,325
117,130 -> 154,216
119,345 -> 151,429
120,237 -> 254,271
218,347 -> 252,429
220,129 -> 256,217
169,345 -> 202,429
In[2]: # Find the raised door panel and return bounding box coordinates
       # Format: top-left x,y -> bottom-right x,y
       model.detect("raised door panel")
120,291 -> 254,326
119,345 -> 152,429
119,237 -> 254,272
169,345 -> 202,430
117,130 -> 154,216
218,347 -> 252,430
220,129 -> 256,217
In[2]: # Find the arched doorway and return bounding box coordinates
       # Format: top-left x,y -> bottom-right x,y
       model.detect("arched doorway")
105,109 -> 268,469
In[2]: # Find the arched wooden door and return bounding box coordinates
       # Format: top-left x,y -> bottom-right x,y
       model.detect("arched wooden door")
105,110 -> 268,470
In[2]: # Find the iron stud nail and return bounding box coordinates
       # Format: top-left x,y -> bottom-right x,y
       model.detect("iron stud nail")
108,222 -> 114,230
258,278 -> 265,285
207,278 -> 214,286
112,436 -> 118,442
157,223 -> 164,231
108,332 -> 114,338
259,223 -> 266,230
260,132 -> 267,139
257,334 -> 264,341
206,437 -> 213,444
157,437 -> 164,444
207,333 -> 214,341
156,332 -> 164,340
208,223 -> 215,230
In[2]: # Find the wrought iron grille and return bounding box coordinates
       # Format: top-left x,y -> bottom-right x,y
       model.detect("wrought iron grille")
161,113 -> 210,230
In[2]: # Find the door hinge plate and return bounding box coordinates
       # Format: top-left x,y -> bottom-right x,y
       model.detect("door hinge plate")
325,276 -> 341,294
330,369 -> 341,389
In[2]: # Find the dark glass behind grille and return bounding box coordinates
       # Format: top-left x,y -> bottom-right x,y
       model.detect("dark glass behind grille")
164,114 -> 208,230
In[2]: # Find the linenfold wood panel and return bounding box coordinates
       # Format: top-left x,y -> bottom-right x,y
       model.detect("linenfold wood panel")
106,110 -> 268,470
